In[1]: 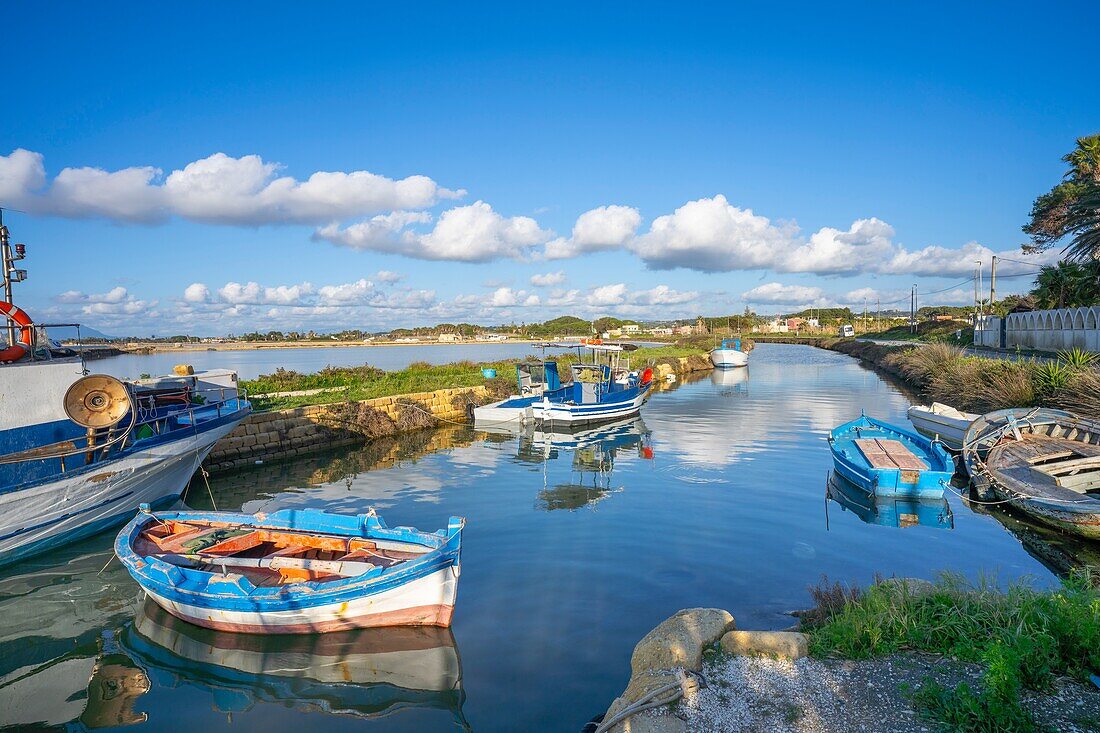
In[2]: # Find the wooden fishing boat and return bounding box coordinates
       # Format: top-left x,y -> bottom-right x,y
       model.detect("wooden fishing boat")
115,506 -> 464,633
907,402 -> 978,451
963,408 -> 1100,539
828,414 -> 953,498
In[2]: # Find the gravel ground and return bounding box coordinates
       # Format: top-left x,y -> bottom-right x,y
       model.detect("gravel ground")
673,653 -> 1100,733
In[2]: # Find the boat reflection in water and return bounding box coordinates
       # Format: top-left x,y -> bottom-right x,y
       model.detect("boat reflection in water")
484,417 -> 653,511
121,601 -> 469,726
826,471 -> 954,530
0,543 -> 149,731
709,366 -> 749,393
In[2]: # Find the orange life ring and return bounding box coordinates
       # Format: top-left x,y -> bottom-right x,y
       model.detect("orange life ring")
641,367 -> 653,384
0,301 -> 34,362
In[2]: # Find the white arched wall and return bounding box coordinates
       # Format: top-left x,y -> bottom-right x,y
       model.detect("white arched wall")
975,307 -> 1100,352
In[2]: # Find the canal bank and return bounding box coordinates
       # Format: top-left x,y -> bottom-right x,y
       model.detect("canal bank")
205,353 -> 716,474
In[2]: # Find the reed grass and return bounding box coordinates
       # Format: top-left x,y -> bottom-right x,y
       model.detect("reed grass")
806,573 -> 1100,732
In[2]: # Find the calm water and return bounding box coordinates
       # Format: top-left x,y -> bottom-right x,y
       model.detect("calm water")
1,344 -> 1074,731
91,342 -> 656,380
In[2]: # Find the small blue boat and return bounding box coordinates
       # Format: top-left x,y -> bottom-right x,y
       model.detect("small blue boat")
828,414 -> 952,498
115,506 -> 464,634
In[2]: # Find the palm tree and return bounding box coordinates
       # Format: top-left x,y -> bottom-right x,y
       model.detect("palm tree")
1024,134 -> 1100,262
1032,261 -> 1100,308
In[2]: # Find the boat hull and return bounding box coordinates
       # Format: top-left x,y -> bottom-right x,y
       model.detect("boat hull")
0,413 -> 246,568
709,348 -> 748,368
829,415 -> 953,499
472,396 -> 535,425
116,509 -> 464,635
532,384 -> 651,427
963,409 -> 1100,540
146,565 -> 460,633
907,405 -> 975,451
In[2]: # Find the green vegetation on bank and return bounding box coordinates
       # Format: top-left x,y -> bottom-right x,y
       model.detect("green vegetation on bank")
860,320 -> 974,344
877,342 -> 1100,418
805,574 -> 1100,733
242,341 -> 716,411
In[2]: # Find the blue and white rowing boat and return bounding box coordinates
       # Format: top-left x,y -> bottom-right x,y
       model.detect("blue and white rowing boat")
115,506 -> 464,633
828,414 -> 953,498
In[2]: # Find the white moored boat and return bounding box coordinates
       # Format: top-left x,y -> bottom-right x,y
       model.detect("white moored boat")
0,222 -> 252,567
907,402 -> 977,451
709,338 -> 748,368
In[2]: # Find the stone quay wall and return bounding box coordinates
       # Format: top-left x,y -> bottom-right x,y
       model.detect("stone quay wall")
205,385 -> 489,473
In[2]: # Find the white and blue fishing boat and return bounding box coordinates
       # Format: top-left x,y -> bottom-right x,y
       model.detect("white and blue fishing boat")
828,414 -> 953,498
709,338 -> 748,368
532,344 -> 653,428
115,506 -> 464,633
0,228 -> 251,567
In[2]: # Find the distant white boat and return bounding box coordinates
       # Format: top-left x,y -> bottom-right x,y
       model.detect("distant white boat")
709,338 -> 748,368
907,402 -> 977,451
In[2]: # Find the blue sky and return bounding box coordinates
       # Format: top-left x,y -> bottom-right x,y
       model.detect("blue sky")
2,2 -> 1097,336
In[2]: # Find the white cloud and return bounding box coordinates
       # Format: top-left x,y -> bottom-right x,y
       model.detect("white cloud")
545,205 -> 641,259
0,149 -> 463,225
183,283 -> 211,303
633,284 -> 699,305
317,279 -> 376,304
217,281 -> 314,305
588,283 -> 628,306
742,282 -> 827,305
629,195 -> 798,271
316,201 -> 550,262
530,271 -> 566,287
783,218 -> 896,275
375,270 -> 402,283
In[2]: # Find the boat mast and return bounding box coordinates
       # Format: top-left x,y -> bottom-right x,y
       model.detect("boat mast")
0,210 -> 27,347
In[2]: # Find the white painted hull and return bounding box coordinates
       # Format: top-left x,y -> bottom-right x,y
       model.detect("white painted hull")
709,348 -> 748,368
0,419 -> 241,566
907,404 -> 976,450
146,565 -> 460,633
532,390 -> 650,427
472,398 -> 533,425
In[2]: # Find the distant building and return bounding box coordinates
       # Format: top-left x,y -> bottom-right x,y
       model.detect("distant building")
648,327 -> 674,336
622,323 -> 640,334
786,317 -> 806,331
675,324 -> 695,335
438,333 -> 461,342
766,319 -> 790,333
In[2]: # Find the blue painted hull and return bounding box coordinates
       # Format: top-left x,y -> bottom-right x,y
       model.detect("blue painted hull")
829,415 -> 953,499
115,509 -> 464,633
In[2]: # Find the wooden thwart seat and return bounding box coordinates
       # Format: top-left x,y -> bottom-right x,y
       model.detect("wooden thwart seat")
855,438 -> 928,471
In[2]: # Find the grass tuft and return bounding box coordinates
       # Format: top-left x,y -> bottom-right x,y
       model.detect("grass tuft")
805,573 -> 1100,733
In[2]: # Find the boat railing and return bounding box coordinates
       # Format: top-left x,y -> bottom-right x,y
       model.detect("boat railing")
0,386 -> 250,470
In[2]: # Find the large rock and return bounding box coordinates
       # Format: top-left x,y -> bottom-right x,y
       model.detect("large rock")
630,608 -> 736,676
603,671 -> 688,733
720,630 -> 809,659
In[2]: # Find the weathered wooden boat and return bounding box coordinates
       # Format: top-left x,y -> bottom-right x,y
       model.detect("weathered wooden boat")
709,338 -> 749,368
907,402 -> 978,451
827,471 -> 953,529
115,506 -> 464,633
121,601 -> 467,722
828,414 -> 953,498
963,408 -> 1100,539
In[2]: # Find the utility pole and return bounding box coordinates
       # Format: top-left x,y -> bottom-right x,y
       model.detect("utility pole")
990,255 -> 997,307
876,297 -> 880,332
910,285 -> 917,334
